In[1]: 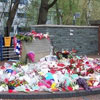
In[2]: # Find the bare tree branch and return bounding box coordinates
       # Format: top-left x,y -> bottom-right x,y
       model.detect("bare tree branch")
48,0 -> 57,9
8,0 -> 13,19
5,0 -> 20,36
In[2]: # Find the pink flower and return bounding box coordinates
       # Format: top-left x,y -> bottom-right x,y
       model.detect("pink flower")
4,78 -> 9,83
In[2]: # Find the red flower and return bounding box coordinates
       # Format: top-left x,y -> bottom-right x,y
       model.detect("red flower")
57,63 -> 65,67
4,78 -> 9,83
72,49 -> 77,53
15,84 -> 19,87
78,59 -> 83,63
67,69 -> 71,73
26,88 -> 30,92
69,65 -> 73,69
1,66 -> 5,69
67,86 -> 73,91
20,81 -> 23,84
86,72 -> 89,76
31,30 -> 37,34
87,68 -> 94,74
11,81 -> 15,84
62,87 -> 66,91
76,63 -> 82,68
86,61 -> 89,65
70,59 -> 75,64
8,89 -> 13,93
50,69 -> 56,74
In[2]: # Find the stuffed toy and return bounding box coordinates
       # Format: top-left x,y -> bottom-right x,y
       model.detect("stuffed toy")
87,77 -> 96,86
27,52 -> 35,63
76,78 -> 92,91
87,74 -> 100,87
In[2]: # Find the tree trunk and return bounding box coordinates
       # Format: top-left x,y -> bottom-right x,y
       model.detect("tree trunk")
5,0 -> 20,36
37,0 -> 49,24
37,0 -> 57,24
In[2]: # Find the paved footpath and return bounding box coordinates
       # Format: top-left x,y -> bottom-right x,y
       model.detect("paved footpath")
0,94 -> 100,100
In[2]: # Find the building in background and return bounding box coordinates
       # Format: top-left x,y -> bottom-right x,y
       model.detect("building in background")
0,0 -> 62,36
0,0 -> 28,36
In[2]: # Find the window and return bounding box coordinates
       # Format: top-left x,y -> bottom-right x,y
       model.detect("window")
0,0 -> 7,2
17,13 -> 26,18
12,0 -> 28,5
4,12 -> 9,17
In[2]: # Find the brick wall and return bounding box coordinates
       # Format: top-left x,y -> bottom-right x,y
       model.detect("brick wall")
31,25 -> 99,55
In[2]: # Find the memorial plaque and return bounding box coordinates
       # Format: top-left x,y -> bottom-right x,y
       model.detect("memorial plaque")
21,39 -> 51,62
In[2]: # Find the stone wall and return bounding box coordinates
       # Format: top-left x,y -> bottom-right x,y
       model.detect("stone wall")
21,39 -> 51,62
31,25 -> 99,55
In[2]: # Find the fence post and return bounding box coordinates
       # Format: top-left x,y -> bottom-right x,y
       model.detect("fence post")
98,26 -> 100,55
0,35 -> 3,61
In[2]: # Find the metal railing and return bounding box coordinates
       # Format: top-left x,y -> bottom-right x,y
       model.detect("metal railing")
0,35 -> 19,61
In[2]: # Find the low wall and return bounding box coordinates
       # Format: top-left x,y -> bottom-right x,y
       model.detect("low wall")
31,25 -> 99,55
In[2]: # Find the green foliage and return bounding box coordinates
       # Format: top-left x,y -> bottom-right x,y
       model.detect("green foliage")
90,0 -> 100,20
57,0 -> 80,25
26,0 -> 100,25
14,61 -> 26,67
26,0 -> 39,25
16,34 -> 33,42
56,0 -> 100,25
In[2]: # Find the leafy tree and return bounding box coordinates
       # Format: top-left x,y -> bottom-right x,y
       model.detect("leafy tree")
26,0 -> 100,25
90,0 -> 100,20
